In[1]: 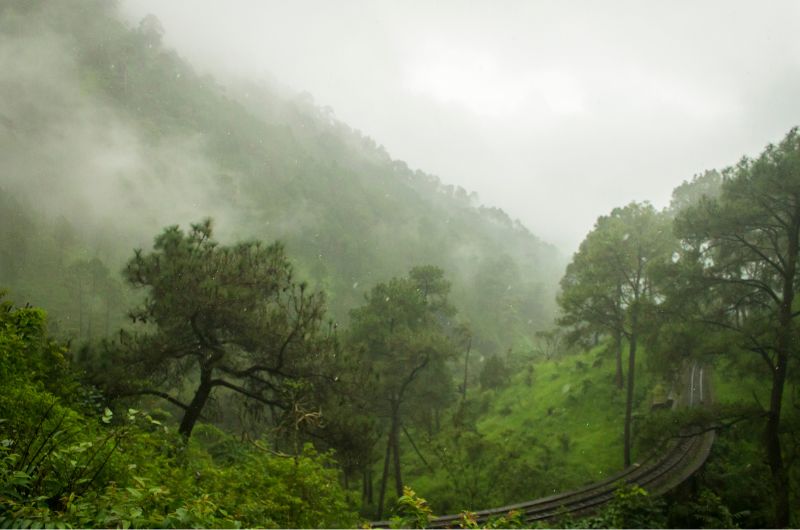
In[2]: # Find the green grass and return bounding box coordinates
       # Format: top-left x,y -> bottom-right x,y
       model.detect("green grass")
711,354 -> 768,406
477,348 -> 625,483
391,342 -> 662,514
710,351 -> 796,430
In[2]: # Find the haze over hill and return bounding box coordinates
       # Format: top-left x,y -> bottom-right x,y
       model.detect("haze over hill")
0,0 -> 561,352
122,0 -> 800,250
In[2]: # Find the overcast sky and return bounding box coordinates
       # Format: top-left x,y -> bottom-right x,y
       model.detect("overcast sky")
121,1 -> 800,251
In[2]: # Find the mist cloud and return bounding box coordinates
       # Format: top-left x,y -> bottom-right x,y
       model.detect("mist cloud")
120,0 -> 800,250
0,19 -> 246,258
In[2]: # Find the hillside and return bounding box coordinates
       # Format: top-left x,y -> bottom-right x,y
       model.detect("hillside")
0,0 -> 562,354
396,343 -> 660,514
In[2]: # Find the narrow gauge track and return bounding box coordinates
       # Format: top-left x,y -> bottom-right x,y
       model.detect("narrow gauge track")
371,362 -> 715,528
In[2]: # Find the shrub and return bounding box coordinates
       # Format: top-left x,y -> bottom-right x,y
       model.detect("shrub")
390,486 -> 435,529
0,297 -> 359,528
581,483 -> 666,529
479,355 -> 510,390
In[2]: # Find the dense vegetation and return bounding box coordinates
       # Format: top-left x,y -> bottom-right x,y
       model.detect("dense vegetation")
2,1 -> 800,528
0,295 -> 357,528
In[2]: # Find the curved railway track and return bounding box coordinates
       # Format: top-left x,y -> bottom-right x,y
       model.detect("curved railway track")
372,361 -> 715,528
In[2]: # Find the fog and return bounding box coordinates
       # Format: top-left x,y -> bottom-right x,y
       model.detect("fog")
0,15 -> 245,256
118,0 -> 800,251
0,0 -> 560,337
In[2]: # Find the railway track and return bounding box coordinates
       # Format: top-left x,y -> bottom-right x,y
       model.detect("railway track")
372,361 -> 715,528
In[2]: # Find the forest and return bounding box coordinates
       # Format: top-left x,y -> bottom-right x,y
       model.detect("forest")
1,1 -> 799,528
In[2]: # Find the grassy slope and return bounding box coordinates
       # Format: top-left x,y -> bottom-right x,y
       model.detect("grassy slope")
711,356 -> 768,406
395,344 -> 660,514
478,349 -> 625,483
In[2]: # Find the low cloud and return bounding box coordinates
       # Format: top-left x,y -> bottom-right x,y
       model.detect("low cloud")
0,22 -> 242,258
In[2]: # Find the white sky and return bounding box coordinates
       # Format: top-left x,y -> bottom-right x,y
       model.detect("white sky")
121,0 -> 800,251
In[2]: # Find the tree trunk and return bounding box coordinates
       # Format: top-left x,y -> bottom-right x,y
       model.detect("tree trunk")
178,367 -> 213,438
614,328 -> 624,390
366,466 -> 373,505
615,281 -> 624,390
462,338 -> 471,403
377,418 -> 394,519
362,468 -> 367,505
87,265 -> 97,341
766,231 -> 796,527
77,277 -> 84,340
623,312 -> 638,468
362,467 -> 370,506
764,348 -> 790,527
392,416 -> 403,498
104,286 -> 111,337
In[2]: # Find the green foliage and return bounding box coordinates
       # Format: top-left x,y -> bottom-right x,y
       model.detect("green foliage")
0,1 -> 564,517
0,295 -> 70,394
401,343 -> 653,515
5,0 -> 800,524
0,296 -> 358,528
580,483 -> 666,529
460,509 -> 526,529
348,265 -> 457,422
1,428 -> 357,529
390,486 -> 435,529
558,202 -> 673,345
668,488 -> 736,529
427,429 -> 495,509
479,355 -> 511,390
671,127 -> 800,526
102,219 -> 335,439
668,169 -> 723,215
188,442 -> 357,528
348,266 -> 458,516
559,202 -> 674,468
691,426 -> 773,528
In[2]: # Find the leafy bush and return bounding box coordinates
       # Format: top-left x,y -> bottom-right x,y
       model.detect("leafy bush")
479,355 -> 510,390
668,488 -> 736,529
1,408 -> 358,528
390,486 -> 435,529
580,483 -> 666,529
458,509 -> 527,529
0,297 -> 359,528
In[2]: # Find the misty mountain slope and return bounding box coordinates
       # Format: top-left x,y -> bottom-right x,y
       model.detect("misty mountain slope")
0,0 -> 562,351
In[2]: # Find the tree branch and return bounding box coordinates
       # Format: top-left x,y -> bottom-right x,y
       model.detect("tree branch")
723,233 -> 785,277
118,389 -> 190,410
210,378 -> 286,408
